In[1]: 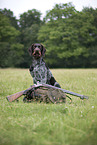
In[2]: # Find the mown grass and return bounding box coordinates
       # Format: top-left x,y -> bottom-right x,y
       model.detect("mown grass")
0,68 -> 97,145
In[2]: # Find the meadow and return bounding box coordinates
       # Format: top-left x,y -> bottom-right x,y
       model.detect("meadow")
0,68 -> 97,145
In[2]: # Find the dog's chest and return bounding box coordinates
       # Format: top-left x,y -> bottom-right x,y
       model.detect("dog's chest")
30,59 -> 52,84
33,63 -> 47,81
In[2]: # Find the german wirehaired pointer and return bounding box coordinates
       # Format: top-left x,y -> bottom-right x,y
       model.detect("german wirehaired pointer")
28,43 -> 61,88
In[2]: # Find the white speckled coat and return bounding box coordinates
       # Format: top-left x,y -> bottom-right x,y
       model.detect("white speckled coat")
30,57 -> 53,85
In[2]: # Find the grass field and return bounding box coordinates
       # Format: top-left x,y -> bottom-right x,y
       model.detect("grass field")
0,68 -> 97,145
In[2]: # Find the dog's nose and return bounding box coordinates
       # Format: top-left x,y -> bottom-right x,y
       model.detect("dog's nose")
35,47 -> 40,51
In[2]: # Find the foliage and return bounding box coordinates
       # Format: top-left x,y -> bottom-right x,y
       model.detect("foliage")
19,9 -> 42,30
0,4 -> 97,68
38,4 -> 97,67
0,8 -> 19,29
0,13 -> 24,67
0,13 -> 19,42
0,68 -> 97,145
18,9 -> 43,68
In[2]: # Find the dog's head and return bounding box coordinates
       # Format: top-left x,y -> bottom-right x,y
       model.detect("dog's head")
28,43 -> 46,59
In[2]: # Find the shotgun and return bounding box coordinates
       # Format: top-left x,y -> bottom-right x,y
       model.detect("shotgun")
6,84 -> 89,102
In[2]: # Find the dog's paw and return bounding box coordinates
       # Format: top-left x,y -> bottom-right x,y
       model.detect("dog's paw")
54,82 -> 61,88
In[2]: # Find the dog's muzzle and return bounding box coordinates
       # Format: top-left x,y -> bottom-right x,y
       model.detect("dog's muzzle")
33,48 -> 41,59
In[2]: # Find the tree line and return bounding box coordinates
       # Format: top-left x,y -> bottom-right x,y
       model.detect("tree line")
0,3 -> 97,68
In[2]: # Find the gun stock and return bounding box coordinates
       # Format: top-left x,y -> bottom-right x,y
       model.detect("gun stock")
6,85 -> 40,102
6,91 -> 24,102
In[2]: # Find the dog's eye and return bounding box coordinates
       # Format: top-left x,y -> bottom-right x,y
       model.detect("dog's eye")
34,45 -> 41,48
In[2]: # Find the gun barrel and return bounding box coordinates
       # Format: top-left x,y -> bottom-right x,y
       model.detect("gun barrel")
61,89 -> 89,99
41,84 -> 89,100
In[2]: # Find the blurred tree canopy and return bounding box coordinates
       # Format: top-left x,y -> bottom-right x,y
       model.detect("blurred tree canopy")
0,3 -> 97,68
0,12 -> 24,67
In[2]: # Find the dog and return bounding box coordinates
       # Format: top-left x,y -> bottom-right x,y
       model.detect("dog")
28,43 -> 61,88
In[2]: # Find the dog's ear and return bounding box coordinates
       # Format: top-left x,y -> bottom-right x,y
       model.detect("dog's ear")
41,44 -> 46,56
28,44 -> 34,56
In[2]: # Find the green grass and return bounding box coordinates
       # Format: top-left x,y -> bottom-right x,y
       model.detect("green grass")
0,68 -> 97,145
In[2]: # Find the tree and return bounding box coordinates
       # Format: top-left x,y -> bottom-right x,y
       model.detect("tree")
38,3 -> 78,67
0,13 -> 24,67
19,9 -> 43,67
19,9 -> 42,30
18,24 -> 41,68
38,3 -> 97,68
82,7 -> 97,67
44,3 -> 76,22
0,8 -> 19,29
0,5 -> 97,68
